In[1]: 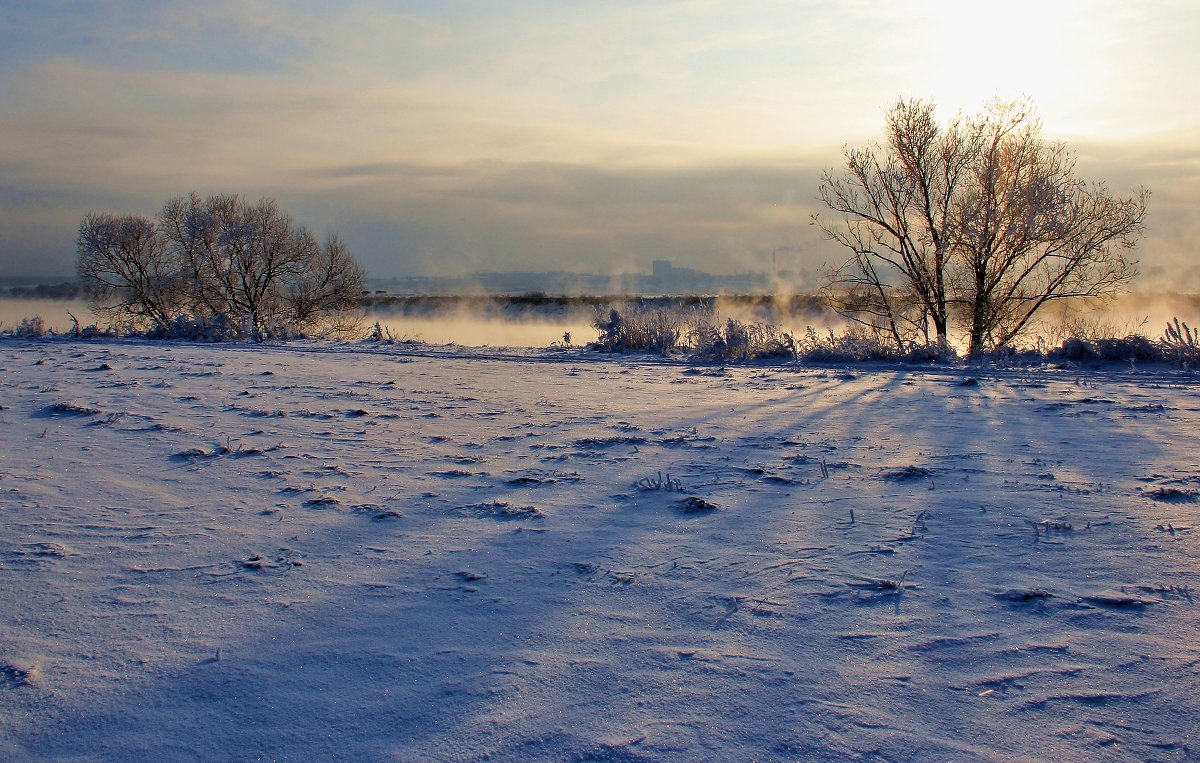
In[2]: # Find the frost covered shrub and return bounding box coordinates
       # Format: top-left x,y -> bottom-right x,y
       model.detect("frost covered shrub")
1050,334 -> 1171,363
1093,335 -> 1167,362
591,307 -> 684,354
793,326 -> 949,363
144,313 -> 305,342
1052,337 -> 1103,361
797,328 -> 889,362
366,321 -> 424,346
76,323 -> 116,339
13,316 -> 48,338
592,306 -> 796,361
65,313 -> 115,339
590,308 -> 952,363
1162,318 -> 1200,368
903,343 -> 951,363
1050,336 -> 1087,360
690,318 -> 795,361
148,314 -> 240,342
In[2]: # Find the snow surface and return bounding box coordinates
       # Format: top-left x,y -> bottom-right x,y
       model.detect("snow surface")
1,337 -> 1198,762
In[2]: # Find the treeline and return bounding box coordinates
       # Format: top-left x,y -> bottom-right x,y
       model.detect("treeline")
362,293 -> 833,321
0,282 -> 83,299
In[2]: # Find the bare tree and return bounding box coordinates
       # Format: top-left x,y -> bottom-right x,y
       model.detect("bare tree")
76,213 -> 185,331
160,194 -> 317,336
79,194 -> 365,339
224,198 -> 319,336
820,253 -> 914,349
951,103 -> 1146,353
818,99 -> 1148,355
284,233 -> 366,333
817,99 -> 975,351
158,192 -> 244,319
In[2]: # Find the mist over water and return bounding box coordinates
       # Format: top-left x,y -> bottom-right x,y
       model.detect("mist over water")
0,298 -> 596,348
363,313 -> 596,348
0,299 -> 93,333
3,293 -> 1198,349
1035,293 -> 1200,342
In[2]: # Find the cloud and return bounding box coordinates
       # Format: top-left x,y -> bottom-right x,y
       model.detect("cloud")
281,158 -> 830,278
0,0 -> 317,77
1,1 -> 1197,290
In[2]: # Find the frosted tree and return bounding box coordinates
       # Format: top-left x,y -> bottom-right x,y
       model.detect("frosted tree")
79,194 -> 365,339
817,99 -> 1147,354
951,102 -> 1146,352
284,233 -> 366,335
159,194 -> 327,337
76,213 -> 185,331
817,100 -> 974,351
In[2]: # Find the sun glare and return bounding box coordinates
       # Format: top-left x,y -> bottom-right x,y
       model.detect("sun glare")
924,0 -> 1082,112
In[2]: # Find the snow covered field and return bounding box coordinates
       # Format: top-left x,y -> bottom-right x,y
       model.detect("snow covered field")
1,337 -> 1198,761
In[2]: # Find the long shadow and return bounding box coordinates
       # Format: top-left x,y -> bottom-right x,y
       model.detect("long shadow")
719,365 -> 1200,760
4,343 -> 1198,761
8,344 -> 829,760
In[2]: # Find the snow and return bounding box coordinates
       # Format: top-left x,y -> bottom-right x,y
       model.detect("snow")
1,337 -> 1198,761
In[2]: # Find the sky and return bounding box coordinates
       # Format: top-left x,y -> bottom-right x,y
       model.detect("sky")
1,0 -> 1197,289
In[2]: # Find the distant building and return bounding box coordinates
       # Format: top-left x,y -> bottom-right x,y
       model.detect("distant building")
649,259 -> 708,292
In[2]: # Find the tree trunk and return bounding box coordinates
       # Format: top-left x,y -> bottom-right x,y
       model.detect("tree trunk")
932,314 -> 949,354
968,275 -> 989,356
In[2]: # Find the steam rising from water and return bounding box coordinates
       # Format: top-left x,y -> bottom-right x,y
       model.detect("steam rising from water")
364,313 -> 596,348
0,299 -> 92,333
4,292 -> 1199,349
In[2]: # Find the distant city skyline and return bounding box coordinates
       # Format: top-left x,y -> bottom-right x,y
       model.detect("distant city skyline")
1,2 -> 1197,290
362,258 -> 795,296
